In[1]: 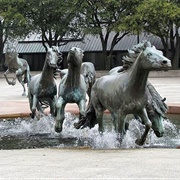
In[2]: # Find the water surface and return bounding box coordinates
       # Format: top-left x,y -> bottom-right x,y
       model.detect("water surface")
0,113 -> 179,150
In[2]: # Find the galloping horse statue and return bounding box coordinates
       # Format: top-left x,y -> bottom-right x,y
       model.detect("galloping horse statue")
74,41 -> 171,146
81,62 -> 96,100
109,66 -> 168,138
28,46 -> 62,118
55,47 -> 87,133
4,43 -> 31,96
59,62 -> 96,100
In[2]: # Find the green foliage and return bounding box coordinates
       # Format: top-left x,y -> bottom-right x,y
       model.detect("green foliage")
122,0 -> 180,36
25,0 -> 82,47
0,0 -> 29,39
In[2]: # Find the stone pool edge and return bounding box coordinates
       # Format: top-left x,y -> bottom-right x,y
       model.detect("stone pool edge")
0,103 -> 180,119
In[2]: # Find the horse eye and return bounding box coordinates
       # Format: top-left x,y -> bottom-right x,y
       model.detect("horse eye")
147,53 -> 152,56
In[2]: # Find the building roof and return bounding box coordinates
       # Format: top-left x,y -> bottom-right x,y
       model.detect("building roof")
16,32 -> 163,53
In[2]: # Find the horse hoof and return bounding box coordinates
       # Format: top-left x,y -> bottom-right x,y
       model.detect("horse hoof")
74,120 -> 86,129
135,139 -> 144,146
22,93 -> 26,96
74,122 -> 81,129
30,113 -> 35,119
55,126 -> 62,133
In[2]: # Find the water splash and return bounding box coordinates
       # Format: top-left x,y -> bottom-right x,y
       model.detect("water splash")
0,113 -> 179,149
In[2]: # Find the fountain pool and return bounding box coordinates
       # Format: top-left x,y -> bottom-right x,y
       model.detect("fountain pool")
0,113 -> 179,150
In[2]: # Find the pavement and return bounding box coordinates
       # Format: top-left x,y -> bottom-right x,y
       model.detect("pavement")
0,73 -> 180,179
0,76 -> 180,118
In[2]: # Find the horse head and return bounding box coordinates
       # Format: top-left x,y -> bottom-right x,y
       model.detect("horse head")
146,81 -> 169,137
146,103 -> 165,137
4,44 -> 18,67
67,47 -> 84,67
46,46 -> 62,69
137,41 -> 172,71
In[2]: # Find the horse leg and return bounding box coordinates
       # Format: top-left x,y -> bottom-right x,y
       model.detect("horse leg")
49,95 -> 57,117
55,97 -> 66,132
25,69 -> 31,85
135,108 -> 152,146
92,103 -> 104,134
11,74 -> 17,86
28,93 -> 33,116
17,74 -> 26,96
117,112 -> 126,143
78,99 -> 86,119
111,113 -> 117,131
112,113 -> 129,133
4,69 -> 14,85
30,95 -> 38,118
37,102 -> 44,115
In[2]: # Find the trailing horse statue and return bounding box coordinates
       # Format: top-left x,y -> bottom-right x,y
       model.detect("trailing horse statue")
81,62 -> 96,100
55,47 -> 87,133
74,41 -> 171,145
4,43 -> 31,96
28,46 -> 62,118
109,66 -> 168,137
59,62 -> 96,100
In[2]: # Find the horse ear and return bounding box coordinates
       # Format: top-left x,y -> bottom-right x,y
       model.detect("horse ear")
128,49 -> 135,55
144,40 -> 151,48
47,47 -> 51,51
51,46 -> 60,53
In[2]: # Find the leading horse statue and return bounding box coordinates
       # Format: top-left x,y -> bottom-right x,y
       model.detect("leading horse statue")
28,46 -> 62,118
4,43 -> 31,96
55,47 -> 87,133
109,66 -> 168,138
74,41 -> 171,146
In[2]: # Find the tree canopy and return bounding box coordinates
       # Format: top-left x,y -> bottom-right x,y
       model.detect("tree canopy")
122,0 -> 180,68
0,0 -> 29,70
0,0 -> 180,70
25,0 -> 82,49
75,0 -> 142,69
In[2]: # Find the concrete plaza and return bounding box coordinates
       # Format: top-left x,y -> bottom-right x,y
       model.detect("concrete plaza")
0,73 -> 180,179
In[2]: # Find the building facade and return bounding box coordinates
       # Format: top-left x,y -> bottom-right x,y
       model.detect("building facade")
4,33 -> 164,71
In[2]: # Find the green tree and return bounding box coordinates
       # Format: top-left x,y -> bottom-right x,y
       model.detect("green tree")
76,0 -> 141,70
123,0 -> 180,69
25,0 -> 82,50
0,0 -> 29,70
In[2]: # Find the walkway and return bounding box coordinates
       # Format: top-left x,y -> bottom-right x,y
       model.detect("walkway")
0,76 -> 180,118
0,74 -> 180,179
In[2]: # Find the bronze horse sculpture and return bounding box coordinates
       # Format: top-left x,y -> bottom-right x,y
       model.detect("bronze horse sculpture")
59,62 -> 96,100
28,46 -> 62,118
4,43 -> 31,96
109,66 -> 168,138
55,47 -> 88,133
81,62 -> 96,100
74,41 -> 171,146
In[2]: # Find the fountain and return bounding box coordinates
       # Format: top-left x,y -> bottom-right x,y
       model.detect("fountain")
0,42 -> 179,150
0,113 -> 179,150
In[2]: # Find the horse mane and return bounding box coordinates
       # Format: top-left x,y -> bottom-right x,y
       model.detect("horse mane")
122,40 -> 152,69
50,46 -> 63,79
121,41 -> 168,117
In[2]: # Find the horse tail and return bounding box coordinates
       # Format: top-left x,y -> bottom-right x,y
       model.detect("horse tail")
23,66 -> 31,85
81,62 -> 96,98
74,102 -> 97,129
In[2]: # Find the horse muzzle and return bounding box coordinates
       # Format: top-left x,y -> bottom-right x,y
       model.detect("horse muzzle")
161,59 -> 172,70
49,63 -> 57,69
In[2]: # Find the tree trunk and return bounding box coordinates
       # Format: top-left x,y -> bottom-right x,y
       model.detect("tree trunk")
0,26 -> 4,71
172,28 -> 180,69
